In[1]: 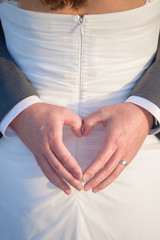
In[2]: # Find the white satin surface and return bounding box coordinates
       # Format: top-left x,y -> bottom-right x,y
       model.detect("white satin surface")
0,1 -> 160,239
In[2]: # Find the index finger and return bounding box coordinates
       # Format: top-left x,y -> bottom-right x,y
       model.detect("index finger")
51,137 -> 83,180
83,131 -> 117,181
49,123 -> 83,180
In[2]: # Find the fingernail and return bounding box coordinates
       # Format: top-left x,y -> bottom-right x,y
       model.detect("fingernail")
74,173 -> 81,180
84,185 -> 91,191
65,188 -> 72,195
83,174 -> 90,181
76,184 -> 83,191
64,185 -> 72,195
92,188 -> 98,193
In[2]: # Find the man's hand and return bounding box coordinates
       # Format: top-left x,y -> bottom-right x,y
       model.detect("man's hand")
10,103 -> 83,195
83,102 -> 153,193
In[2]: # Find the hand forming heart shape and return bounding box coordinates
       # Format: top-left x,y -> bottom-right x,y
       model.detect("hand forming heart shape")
10,102 -> 152,194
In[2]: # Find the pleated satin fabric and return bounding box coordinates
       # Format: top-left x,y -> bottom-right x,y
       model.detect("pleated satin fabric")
0,1 -> 160,239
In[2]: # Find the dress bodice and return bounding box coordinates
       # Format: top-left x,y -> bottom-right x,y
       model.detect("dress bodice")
0,0 -> 160,121
0,0 -> 160,169
0,0 -> 160,110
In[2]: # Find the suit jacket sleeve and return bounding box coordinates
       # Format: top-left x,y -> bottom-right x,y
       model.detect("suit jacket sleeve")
129,34 -> 160,139
0,21 -> 38,122
129,34 -> 160,107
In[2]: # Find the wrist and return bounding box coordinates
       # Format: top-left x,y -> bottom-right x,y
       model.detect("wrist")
129,103 -> 153,130
10,102 -> 41,130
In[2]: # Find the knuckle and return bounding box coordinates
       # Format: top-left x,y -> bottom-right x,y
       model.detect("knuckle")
61,107 -> 69,116
61,156 -> 75,172
113,171 -> 120,179
60,155 -> 79,174
58,184 -> 64,191
95,184 -> 104,192
60,153 -> 70,164
114,138 -> 120,147
84,118 -> 93,127
53,163 -> 62,173
93,179 -> 100,187
52,180 -> 61,189
103,168 -> 111,176
42,166 -> 52,178
51,178 -> 65,191
107,178 -> 113,186
66,175 -> 73,184
50,141 -> 62,154
36,141 -> 48,153
99,156 -> 106,166
72,166 -> 80,175
47,171 -> 53,180
98,107 -> 107,117
49,134 -> 59,145
114,131 -> 125,146
112,136 -> 121,148
68,177 -> 78,187
87,170 -> 95,177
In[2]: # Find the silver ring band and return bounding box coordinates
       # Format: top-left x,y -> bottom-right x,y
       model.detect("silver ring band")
119,160 -> 128,167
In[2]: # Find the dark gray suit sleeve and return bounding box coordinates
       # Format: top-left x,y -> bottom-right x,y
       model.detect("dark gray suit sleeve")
129,35 -> 160,106
129,35 -> 160,139
0,21 -> 38,122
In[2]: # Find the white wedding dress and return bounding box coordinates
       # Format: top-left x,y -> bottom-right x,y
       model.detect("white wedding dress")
0,1 -> 160,239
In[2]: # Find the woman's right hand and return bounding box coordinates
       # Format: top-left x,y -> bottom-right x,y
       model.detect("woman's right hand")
10,103 -> 83,195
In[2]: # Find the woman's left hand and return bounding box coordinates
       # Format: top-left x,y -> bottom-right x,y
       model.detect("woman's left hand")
83,102 -> 153,193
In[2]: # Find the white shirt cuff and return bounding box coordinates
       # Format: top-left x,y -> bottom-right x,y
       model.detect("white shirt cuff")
0,96 -> 43,137
126,96 -> 160,135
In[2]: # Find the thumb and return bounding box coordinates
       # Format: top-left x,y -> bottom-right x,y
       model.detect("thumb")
64,111 -> 83,137
83,112 -> 101,136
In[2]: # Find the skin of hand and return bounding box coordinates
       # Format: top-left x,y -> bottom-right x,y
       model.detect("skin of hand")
82,102 -> 153,193
10,102 -> 84,195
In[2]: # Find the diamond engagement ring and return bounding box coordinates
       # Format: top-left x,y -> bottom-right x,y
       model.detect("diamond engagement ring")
119,160 -> 128,167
